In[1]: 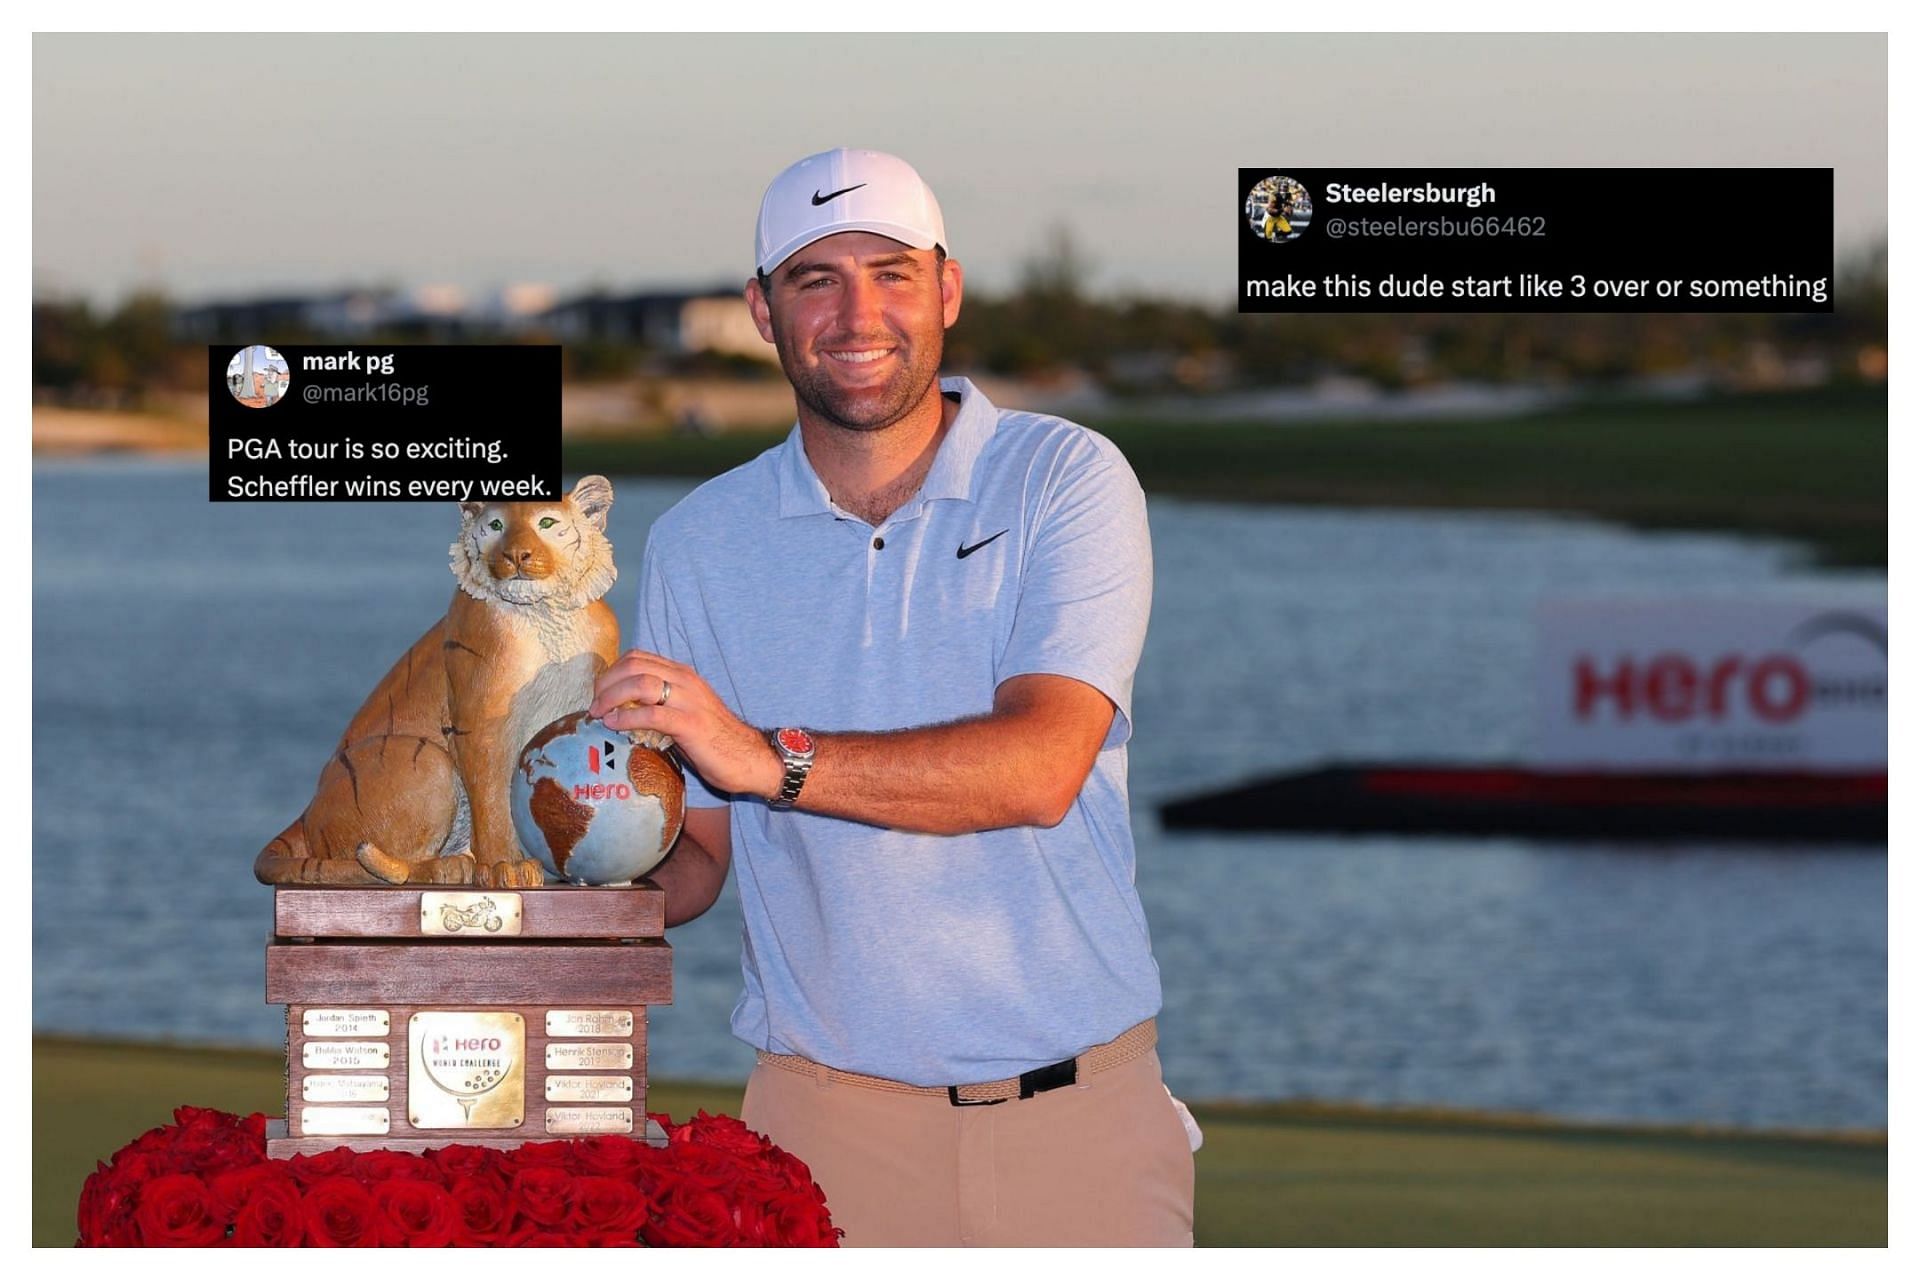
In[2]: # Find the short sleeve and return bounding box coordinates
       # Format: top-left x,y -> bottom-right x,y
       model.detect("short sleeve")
995,438 -> 1153,749
633,536 -> 728,808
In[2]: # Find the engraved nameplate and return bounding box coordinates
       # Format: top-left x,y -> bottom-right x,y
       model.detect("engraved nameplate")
546,1075 -> 634,1103
408,1011 -> 526,1130
546,1010 -> 633,1038
303,1041 -> 389,1070
420,892 -> 523,937
546,1042 -> 634,1071
546,1106 -> 634,1135
300,1106 -> 390,1136
303,1074 -> 390,1103
303,1008 -> 389,1037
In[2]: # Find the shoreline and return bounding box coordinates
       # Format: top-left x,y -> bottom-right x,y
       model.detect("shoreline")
32,1033 -> 1884,1147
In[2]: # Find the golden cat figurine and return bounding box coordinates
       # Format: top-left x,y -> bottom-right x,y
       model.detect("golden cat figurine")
254,475 -> 622,888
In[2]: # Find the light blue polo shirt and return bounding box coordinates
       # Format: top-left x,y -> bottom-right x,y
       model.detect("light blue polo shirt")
633,376 -> 1160,1086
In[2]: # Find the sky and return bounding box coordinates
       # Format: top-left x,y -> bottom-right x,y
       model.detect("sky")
32,32 -> 1888,308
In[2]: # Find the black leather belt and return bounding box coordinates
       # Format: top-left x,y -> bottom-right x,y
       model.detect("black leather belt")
948,1055 -> 1078,1106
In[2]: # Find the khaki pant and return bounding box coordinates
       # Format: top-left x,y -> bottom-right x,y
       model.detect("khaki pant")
741,1046 -> 1195,1247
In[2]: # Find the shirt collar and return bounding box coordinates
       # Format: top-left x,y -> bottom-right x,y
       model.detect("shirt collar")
775,376 -> 999,519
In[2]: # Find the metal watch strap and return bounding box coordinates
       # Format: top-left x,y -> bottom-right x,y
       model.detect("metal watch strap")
769,732 -> 813,809
771,756 -> 811,808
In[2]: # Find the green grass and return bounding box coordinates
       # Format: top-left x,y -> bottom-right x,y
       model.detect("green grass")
35,1037 -> 1885,1247
564,388 -> 1886,567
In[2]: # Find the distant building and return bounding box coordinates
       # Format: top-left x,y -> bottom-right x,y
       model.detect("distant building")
173,284 -> 774,361
176,290 -> 398,342
540,288 -> 776,363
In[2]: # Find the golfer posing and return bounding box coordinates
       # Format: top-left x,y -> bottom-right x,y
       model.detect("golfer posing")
591,148 -> 1193,1246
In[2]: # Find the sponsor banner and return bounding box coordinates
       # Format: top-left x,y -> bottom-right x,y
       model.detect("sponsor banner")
1534,599 -> 1885,771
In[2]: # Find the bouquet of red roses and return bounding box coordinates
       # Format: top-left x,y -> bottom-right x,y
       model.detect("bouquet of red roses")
76,1106 -> 841,1247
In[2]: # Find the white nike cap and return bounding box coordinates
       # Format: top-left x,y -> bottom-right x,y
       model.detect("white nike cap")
754,148 -> 948,277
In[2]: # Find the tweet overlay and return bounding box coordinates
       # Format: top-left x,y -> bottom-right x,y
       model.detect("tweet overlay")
208,345 -> 560,502
1238,168 -> 1834,314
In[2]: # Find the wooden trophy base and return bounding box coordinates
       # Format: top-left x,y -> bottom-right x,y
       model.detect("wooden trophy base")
264,884 -> 671,1159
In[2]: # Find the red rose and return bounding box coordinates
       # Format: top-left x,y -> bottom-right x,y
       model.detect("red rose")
685,1112 -> 769,1159
766,1186 -> 841,1247
569,1175 -> 648,1236
209,1164 -> 297,1220
285,1148 -> 357,1186
302,1175 -> 389,1247
645,1185 -> 739,1248
428,1143 -> 495,1181
352,1149 -> 445,1187
132,1173 -> 225,1247
165,1122 -> 223,1174
80,1206 -> 143,1249
125,1126 -> 173,1157
171,1105 -> 225,1130
727,1165 -> 790,1206
578,1231 -> 644,1247
766,1147 -> 821,1190
511,1140 -> 575,1167
571,1135 -> 651,1177
510,1165 -> 577,1226
372,1179 -> 460,1247
729,1195 -> 771,1246
101,1151 -> 165,1195
202,1125 -> 268,1173
232,1179 -> 306,1247
448,1175 -> 513,1245
504,1225 -> 579,1245
660,1141 -> 738,1192
76,1162 -> 140,1247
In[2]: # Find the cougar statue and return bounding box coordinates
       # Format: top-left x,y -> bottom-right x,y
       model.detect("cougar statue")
254,475 -> 626,888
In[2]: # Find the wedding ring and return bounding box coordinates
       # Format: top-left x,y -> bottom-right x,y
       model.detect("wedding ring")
656,679 -> 672,707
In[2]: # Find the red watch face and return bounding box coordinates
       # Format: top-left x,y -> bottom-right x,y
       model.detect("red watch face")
776,727 -> 814,755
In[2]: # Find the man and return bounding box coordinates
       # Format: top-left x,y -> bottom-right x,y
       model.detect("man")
589,148 -> 1192,1247
1263,186 -> 1293,240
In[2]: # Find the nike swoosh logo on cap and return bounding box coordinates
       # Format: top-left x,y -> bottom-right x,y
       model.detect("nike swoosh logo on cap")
811,184 -> 867,206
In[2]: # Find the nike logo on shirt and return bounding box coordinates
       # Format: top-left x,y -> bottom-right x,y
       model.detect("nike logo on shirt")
957,530 -> 1009,559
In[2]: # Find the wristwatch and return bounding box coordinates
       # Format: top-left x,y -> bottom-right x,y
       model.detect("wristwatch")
767,727 -> 816,809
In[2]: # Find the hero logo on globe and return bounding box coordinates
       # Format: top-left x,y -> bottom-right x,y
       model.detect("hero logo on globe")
1536,600 -> 1885,771
579,738 -> 633,801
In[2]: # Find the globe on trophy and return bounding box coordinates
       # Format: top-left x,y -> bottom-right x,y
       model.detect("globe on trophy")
512,712 -> 687,886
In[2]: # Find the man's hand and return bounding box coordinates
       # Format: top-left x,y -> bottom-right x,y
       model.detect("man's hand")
589,649 -> 783,799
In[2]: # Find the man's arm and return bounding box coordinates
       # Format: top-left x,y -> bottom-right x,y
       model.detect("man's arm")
588,666 -> 1114,837
651,803 -> 732,926
603,429 -> 1150,839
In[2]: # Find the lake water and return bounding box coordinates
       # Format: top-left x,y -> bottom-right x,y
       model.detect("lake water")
31,459 -> 1887,1130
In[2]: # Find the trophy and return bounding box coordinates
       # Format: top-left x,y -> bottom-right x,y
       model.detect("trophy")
255,477 -> 681,1155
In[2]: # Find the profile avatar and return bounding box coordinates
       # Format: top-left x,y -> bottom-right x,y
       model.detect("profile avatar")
225,344 -> 291,408
1245,175 -> 1313,243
